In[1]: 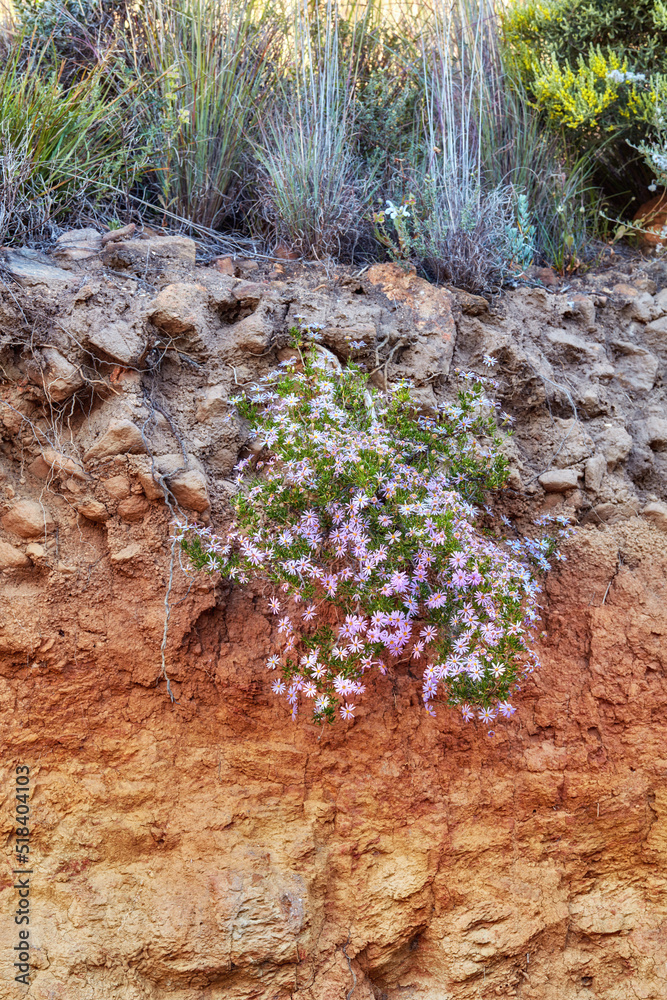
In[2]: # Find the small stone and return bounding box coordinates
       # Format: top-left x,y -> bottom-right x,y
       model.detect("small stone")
654,288 -> 667,315
84,420 -> 146,462
599,426 -> 633,467
538,469 -> 580,492
530,266 -> 559,287
593,501 -> 639,523
117,495 -> 150,522
39,348 -> 85,402
568,294 -> 596,329
273,244 -> 299,261
643,315 -> 667,357
612,282 -> 638,298
28,447 -> 88,482
132,463 -> 165,501
149,282 -> 206,338
645,416 -> 667,450
101,236 -> 196,280
110,541 -> 143,563
53,227 -> 102,261
214,256 -> 236,276
155,454 -> 209,511
167,470 -> 209,512
84,320 -> 147,366
584,454 -> 607,493
0,249 -> 74,289
642,501 -> 667,531
25,543 -> 45,560
454,290 -> 489,315
75,499 -> 109,522
0,540 -> 30,568
102,475 -> 131,500
195,385 -> 227,423
1,499 -> 55,538
614,348 -> 659,393
238,259 -> 259,273
101,223 -> 136,245
547,330 -> 601,360
625,291 -> 656,323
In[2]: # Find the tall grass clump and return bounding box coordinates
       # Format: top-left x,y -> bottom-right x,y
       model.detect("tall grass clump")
127,0 -> 279,231
0,40 -> 145,242
253,0 -> 379,259
375,0 -> 600,287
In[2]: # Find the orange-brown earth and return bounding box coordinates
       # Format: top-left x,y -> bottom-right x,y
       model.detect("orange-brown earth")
0,235 -> 666,999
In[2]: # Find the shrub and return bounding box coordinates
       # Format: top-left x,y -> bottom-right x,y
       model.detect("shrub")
179,331 -> 570,728
501,0 -> 667,202
13,0 -> 128,72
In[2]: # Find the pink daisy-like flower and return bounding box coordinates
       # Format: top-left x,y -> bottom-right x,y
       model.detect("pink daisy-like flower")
268,597 -> 281,614
340,704 -> 355,720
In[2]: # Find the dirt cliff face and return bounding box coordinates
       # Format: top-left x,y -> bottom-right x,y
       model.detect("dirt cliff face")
0,237 -> 666,999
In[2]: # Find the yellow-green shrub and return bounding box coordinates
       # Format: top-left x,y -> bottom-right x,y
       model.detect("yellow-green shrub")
501,0 -> 667,201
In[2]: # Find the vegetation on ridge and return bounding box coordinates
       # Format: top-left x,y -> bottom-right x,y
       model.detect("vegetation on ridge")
0,0 -> 664,288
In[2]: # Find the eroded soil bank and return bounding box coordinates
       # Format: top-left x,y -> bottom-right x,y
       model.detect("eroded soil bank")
0,233 -> 666,999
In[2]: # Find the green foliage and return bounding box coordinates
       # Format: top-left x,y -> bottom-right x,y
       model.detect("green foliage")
0,40 -> 146,241
501,0 -> 667,202
178,334 -> 558,727
126,0 -> 279,231
13,0 -> 128,76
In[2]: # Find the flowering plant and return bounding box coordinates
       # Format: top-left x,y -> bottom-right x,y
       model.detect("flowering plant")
373,195 -> 426,268
178,331 -> 569,728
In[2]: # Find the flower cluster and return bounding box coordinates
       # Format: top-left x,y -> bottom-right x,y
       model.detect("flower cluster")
178,334 -> 570,729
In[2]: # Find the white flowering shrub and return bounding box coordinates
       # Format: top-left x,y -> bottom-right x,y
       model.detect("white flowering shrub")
178,330 -> 570,730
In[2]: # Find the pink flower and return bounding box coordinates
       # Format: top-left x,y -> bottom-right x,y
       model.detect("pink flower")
340,704 -> 355,720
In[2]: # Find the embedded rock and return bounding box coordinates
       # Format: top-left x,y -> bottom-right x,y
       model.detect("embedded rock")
0,248 -> 74,289
102,475 -> 132,500
538,468 -> 580,492
39,347 -> 86,402
645,416 -> 667,450
1,499 -> 54,538
546,329 -> 602,360
584,453 -> 607,493
366,263 -> 456,379
613,345 -> 659,392
195,384 -> 227,423
83,318 -> 148,367
643,314 -> 667,357
117,495 -> 150,522
131,456 -> 166,501
75,498 -> 110,522
83,420 -> 146,462
100,235 -> 196,282
642,500 -> 667,531
53,227 -> 103,261
0,539 -> 30,568
28,446 -> 88,482
599,426 -> 633,468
